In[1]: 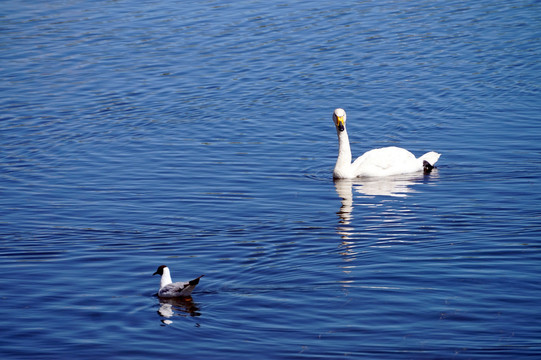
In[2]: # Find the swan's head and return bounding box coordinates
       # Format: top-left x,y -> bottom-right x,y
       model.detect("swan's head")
333,108 -> 346,132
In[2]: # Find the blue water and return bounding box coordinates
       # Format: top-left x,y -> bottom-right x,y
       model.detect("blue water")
1,0 -> 540,358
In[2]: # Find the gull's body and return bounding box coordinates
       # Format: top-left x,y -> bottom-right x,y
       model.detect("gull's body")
332,108 -> 440,179
153,265 -> 204,298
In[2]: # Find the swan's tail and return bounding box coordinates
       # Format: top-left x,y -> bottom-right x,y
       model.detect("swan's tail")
419,151 -> 441,166
419,151 -> 441,173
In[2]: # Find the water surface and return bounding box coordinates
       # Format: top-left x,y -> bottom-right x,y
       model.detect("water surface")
1,0 -> 540,358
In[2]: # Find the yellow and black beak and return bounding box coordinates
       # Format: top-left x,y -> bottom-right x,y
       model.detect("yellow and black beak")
336,116 -> 345,132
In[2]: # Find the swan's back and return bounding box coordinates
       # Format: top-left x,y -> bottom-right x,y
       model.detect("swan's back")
352,146 -> 424,177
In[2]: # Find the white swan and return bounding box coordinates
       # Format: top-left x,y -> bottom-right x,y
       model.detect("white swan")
332,108 -> 440,179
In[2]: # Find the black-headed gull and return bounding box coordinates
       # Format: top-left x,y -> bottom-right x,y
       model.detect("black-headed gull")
153,265 -> 204,298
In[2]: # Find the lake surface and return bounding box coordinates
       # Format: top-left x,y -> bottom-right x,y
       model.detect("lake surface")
1,0 -> 540,358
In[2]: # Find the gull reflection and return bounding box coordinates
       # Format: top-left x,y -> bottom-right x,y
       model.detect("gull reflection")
157,296 -> 201,324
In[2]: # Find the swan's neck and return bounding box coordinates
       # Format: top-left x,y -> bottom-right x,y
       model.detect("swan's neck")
160,268 -> 173,288
334,129 -> 353,178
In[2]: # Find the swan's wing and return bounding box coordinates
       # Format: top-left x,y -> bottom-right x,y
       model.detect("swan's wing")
352,147 -> 419,176
158,275 -> 204,298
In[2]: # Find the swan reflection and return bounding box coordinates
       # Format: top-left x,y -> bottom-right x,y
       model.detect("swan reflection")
334,172 -> 438,226
157,296 -> 201,324
334,172 -> 439,285
335,173 -> 429,199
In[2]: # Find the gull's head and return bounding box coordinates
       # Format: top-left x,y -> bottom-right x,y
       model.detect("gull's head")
153,265 -> 168,276
333,108 -> 346,132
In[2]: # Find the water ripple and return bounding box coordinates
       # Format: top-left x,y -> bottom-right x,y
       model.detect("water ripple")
1,0 -> 540,359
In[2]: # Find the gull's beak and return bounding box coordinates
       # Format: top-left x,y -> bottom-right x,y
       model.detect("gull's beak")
336,116 -> 345,132
153,271 -> 159,276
